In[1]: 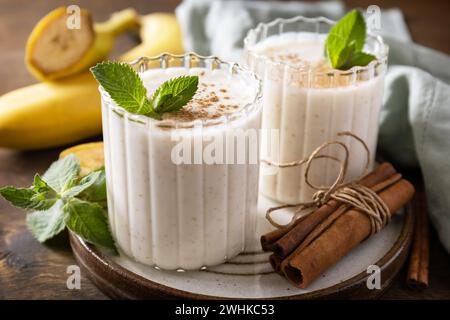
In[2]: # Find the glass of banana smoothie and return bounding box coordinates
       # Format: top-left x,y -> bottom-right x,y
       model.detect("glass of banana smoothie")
100,53 -> 262,270
244,16 -> 388,204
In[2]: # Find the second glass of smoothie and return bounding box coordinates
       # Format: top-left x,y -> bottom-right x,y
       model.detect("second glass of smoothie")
244,16 -> 388,204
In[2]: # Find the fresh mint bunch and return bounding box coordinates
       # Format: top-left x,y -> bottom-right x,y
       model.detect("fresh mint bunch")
90,61 -> 199,120
325,9 -> 376,70
0,154 -> 116,252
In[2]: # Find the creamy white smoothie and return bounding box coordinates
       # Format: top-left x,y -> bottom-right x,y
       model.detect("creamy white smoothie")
101,55 -> 262,270
244,18 -> 388,204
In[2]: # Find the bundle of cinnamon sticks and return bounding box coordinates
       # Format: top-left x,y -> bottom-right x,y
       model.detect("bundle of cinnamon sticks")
261,162 -> 415,288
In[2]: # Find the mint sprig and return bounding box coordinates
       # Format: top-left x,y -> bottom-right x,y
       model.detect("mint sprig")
90,62 -> 199,120
152,75 -> 199,115
0,155 -> 116,252
325,9 -> 376,70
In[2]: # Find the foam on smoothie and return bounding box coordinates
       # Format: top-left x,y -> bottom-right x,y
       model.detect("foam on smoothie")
140,68 -> 257,122
252,32 -> 327,66
249,32 -> 379,88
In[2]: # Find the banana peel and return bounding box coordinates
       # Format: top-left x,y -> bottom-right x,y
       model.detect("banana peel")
60,142 -> 104,176
26,7 -> 139,81
0,12 -> 184,150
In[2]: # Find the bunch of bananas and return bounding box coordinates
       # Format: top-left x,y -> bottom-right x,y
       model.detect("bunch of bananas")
0,7 -> 184,150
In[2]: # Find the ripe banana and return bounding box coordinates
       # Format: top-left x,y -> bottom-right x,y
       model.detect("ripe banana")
25,7 -> 139,81
120,13 -> 184,61
0,72 -> 100,150
0,13 -> 184,150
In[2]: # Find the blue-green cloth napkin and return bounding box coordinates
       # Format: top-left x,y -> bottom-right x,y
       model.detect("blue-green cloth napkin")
176,0 -> 450,253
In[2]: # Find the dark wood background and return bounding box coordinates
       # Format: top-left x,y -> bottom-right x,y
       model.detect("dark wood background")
0,0 -> 449,299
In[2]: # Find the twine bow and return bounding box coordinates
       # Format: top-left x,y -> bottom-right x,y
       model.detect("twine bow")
262,132 -> 390,235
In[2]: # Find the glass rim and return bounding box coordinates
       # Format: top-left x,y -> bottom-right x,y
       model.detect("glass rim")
99,52 -> 262,129
243,15 -> 389,76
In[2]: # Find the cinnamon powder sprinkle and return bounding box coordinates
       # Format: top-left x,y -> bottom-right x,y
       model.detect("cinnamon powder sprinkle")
263,52 -> 372,88
162,81 -> 243,122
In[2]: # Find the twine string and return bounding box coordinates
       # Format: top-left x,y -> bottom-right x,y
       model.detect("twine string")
262,131 -> 390,235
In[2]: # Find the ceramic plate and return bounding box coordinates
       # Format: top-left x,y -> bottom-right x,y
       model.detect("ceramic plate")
70,195 -> 414,299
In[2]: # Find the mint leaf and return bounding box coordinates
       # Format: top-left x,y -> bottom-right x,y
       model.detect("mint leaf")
77,169 -> 107,205
344,51 -> 376,69
26,200 -> 66,242
90,62 -> 157,118
62,170 -> 101,199
64,198 -> 116,251
90,62 -> 199,120
151,76 -> 199,114
325,9 -> 376,70
30,174 -> 59,209
43,154 -> 80,193
0,187 -> 45,210
0,175 -> 58,210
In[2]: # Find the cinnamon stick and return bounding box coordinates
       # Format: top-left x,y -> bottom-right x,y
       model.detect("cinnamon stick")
283,179 -> 415,288
269,253 -> 283,275
261,214 -> 307,251
268,162 -> 397,258
406,192 -> 429,290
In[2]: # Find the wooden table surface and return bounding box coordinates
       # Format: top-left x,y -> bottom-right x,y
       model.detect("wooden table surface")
0,0 -> 449,300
